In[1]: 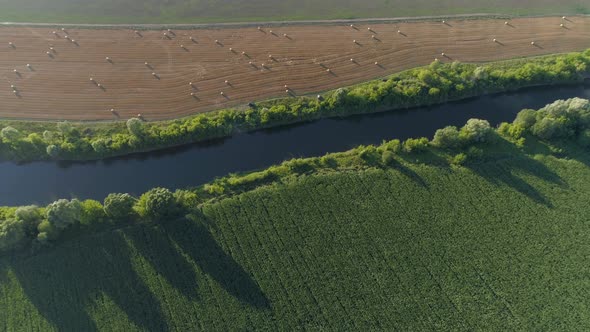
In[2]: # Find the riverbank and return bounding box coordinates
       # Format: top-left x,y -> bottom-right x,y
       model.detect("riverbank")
0,96 -> 589,254
0,50 -> 589,162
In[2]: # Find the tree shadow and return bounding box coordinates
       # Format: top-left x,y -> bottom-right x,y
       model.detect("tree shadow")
3,231 -> 169,331
463,138 -> 565,207
124,224 -> 201,300
165,214 -> 271,310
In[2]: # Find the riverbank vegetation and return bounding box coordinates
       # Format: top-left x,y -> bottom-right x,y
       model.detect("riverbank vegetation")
1,97 -> 590,330
1,97 -> 588,254
0,49 -> 588,162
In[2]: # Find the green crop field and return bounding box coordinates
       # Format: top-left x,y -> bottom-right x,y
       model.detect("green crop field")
0,0 -> 588,24
1,133 -> 590,330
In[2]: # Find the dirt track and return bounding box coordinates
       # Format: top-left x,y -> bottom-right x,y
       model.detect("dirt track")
0,16 -> 589,121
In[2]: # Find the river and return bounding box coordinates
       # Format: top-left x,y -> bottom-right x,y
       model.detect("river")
1,84 -> 589,206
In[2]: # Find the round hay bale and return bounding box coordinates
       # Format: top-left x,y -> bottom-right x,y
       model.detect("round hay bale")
110,108 -> 115,113
531,41 -> 535,45
225,80 -> 229,84
504,21 -> 509,25
375,61 -> 379,65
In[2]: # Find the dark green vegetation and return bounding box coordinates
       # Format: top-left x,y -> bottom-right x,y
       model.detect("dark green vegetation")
1,50 -> 589,162
1,98 -> 590,330
0,0 -> 587,23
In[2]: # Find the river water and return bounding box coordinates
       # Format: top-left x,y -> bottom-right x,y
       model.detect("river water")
2,84 -> 589,206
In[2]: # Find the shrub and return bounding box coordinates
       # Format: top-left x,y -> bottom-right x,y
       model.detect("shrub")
104,193 -> 137,220
431,126 -> 462,149
46,199 -> 82,230
0,219 -> 26,252
135,187 -> 177,220
57,121 -> 73,135
403,137 -> 429,153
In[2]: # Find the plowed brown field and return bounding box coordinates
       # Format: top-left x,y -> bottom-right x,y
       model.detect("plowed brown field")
1,16 -> 589,121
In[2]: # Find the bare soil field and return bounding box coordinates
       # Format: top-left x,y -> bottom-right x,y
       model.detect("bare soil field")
0,16 -> 589,121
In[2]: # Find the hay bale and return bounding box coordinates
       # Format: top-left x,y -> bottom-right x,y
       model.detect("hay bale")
375,61 -> 379,65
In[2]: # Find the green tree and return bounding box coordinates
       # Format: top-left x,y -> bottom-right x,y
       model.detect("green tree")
432,126 -> 462,149
80,200 -> 107,225
1,126 -> 20,141
0,219 -> 26,251
104,193 -> 137,220
46,144 -> 60,158
46,199 -> 82,230
461,119 -> 493,143
126,118 -> 144,137
403,137 -> 429,153
135,187 -> 177,220
15,205 -> 42,237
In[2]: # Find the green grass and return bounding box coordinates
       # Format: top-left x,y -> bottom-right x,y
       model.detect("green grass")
0,0 -> 587,24
1,135 -> 590,330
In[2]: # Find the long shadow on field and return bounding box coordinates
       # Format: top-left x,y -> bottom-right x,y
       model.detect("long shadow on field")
162,214 -> 270,309
125,224 -> 201,300
464,139 -> 564,207
3,231 -> 169,331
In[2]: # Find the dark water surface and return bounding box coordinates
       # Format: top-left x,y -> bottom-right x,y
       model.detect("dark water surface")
2,84 -> 589,206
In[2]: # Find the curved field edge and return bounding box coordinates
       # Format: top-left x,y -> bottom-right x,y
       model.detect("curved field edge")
0,0 -> 587,24
1,99 -> 590,330
1,49 -> 589,162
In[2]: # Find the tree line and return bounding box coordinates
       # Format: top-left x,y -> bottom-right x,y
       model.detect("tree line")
0,49 -> 588,162
1,97 -> 589,254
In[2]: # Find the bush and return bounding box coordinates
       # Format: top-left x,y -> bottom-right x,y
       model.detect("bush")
432,126 -> 462,149
403,137 -> 429,153
104,193 -> 137,220
0,219 -> 26,252
46,199 -> 82,230
135,187 -> 177,220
